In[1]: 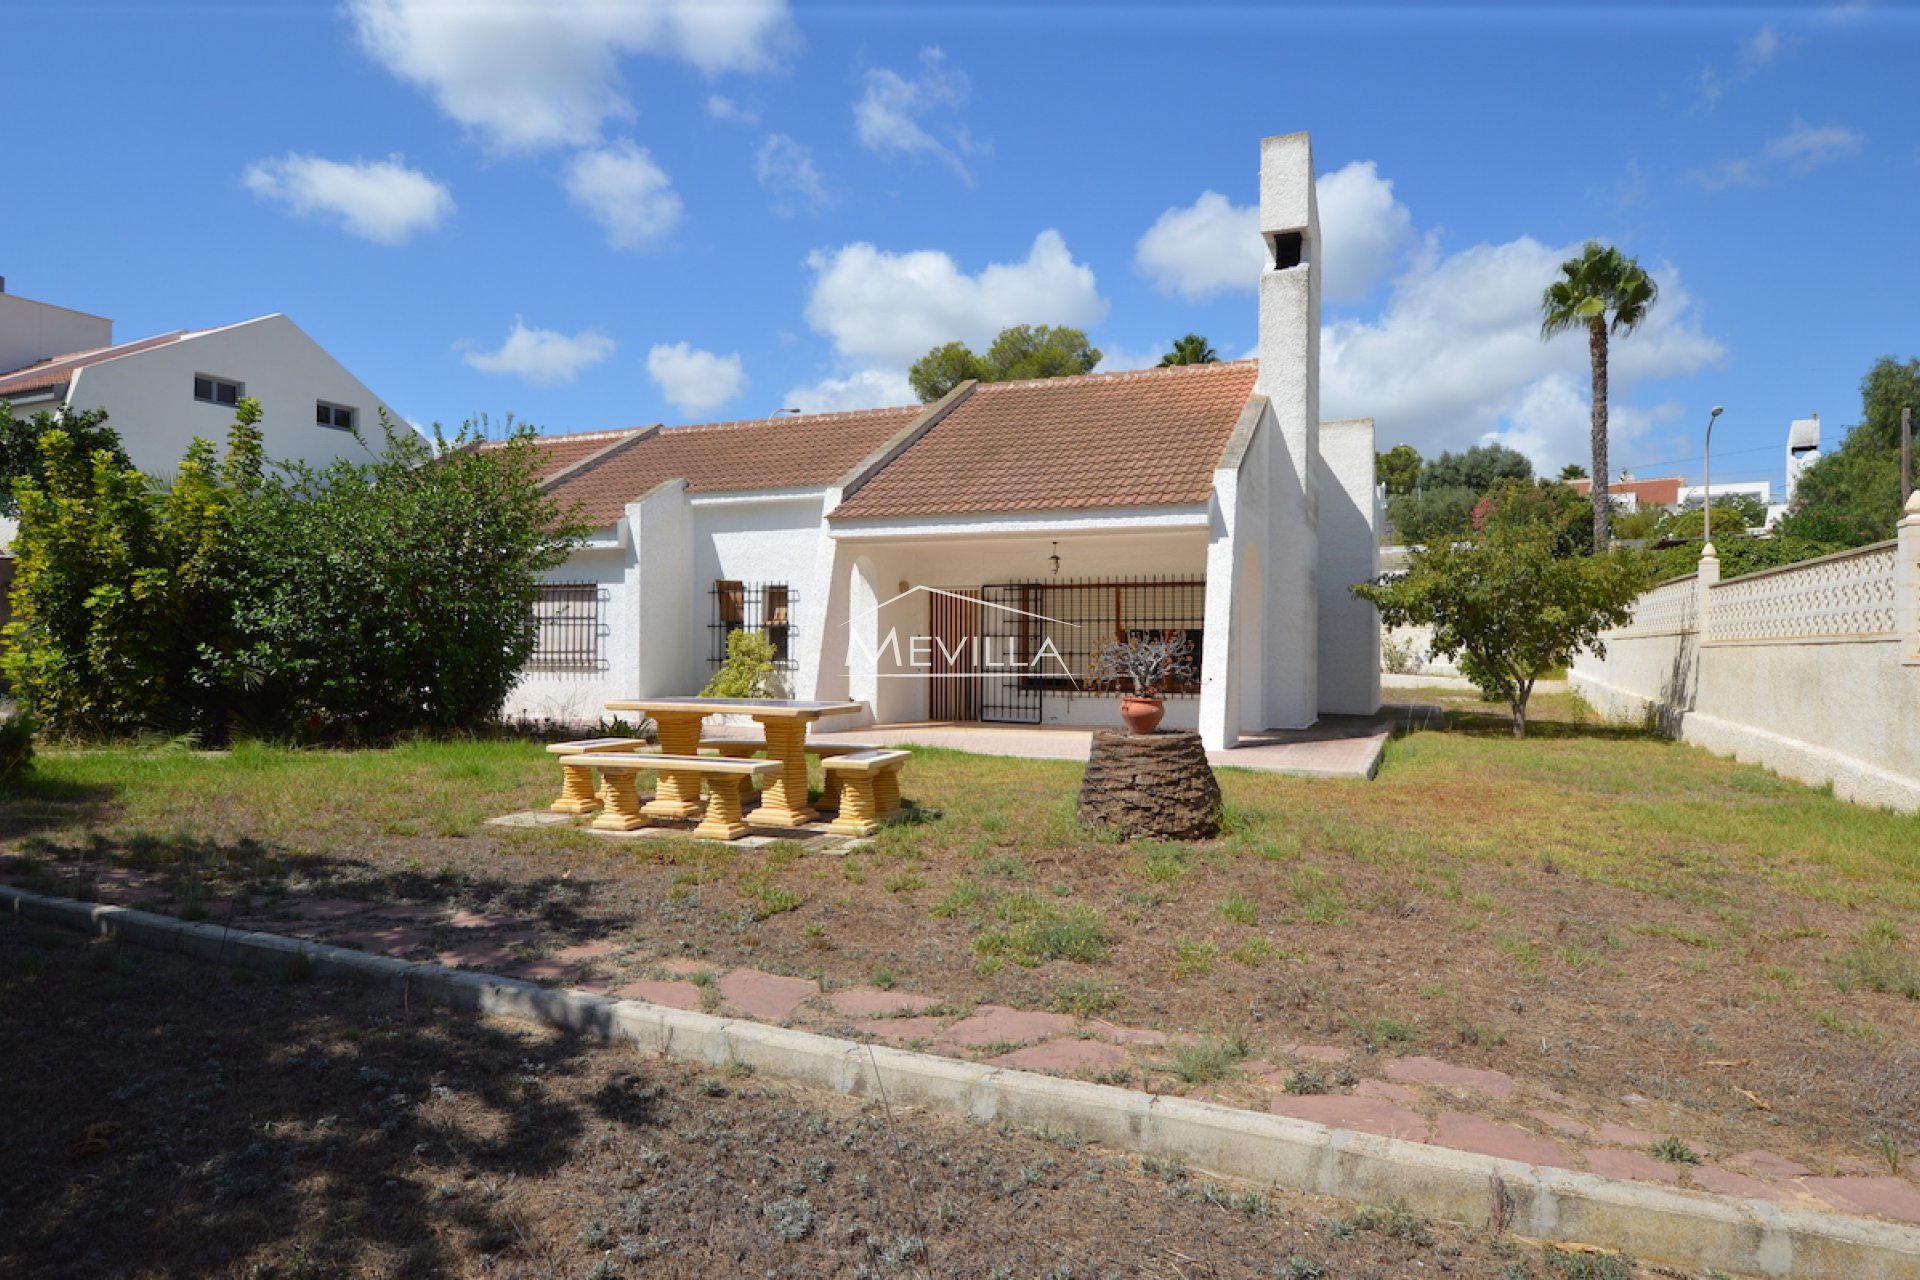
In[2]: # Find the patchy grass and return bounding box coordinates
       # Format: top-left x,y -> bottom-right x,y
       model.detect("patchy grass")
9,697 -> 1920,1182
1162,1029 -> 1253,1085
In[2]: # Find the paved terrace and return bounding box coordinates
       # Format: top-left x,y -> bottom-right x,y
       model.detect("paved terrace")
808,711 -> 1419,781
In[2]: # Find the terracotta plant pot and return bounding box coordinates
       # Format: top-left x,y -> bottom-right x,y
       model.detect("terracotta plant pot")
1119,695 -> 1166,736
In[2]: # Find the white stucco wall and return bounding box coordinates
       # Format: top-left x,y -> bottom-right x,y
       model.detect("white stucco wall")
503,535 -> 636,725
1316,417 -> 1381,715
1571,527 -> 1920,811
0,293 -> 111,377
62,315 -> 405,476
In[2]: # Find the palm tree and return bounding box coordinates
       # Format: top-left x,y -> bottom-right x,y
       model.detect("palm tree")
1540,242 -> 1659,552
1157,333 -> 1219,367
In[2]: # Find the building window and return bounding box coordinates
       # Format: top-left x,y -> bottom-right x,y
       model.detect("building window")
193,374 -> 243,406
527,583 -> 605,673
316,400 -> 357,432
711,580 -> 795,670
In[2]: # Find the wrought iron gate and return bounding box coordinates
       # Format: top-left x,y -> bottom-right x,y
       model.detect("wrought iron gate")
977,583 -> 1043,724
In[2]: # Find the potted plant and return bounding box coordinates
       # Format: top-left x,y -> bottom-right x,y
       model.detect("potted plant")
1089,634 -> 1196,735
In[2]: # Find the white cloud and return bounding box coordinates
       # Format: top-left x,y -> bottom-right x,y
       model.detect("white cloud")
1132,191 -> 1259,303
1695,118 -> 1864,189
853,47 -> 976,180
1698,24 -> 1787,107
1093,343 -> 1170,374
1132,162 -> 1412,304
563,141 -> 683,249
1316,162 -> 1415,302
707,94 -> 758,125
803,229 -> 1108,369
463,319 -> 615,386
646,342 -> 746,415
1765,118 -> 1865,166
242,153 -> 452,244
756,134 -> 828,214
347,0 -> 794,151
779,369 -> 916,414
1320,234 -> 1725,473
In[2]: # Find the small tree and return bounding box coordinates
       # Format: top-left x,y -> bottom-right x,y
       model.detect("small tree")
1353,526 -> 1649,737
702,629 -> 779,698
1157,333 -> 1219,366
907,324 -> 1103,402
2,421 -> 219,734
0,403 -> 130,519
1089,634 -> 1194,696
1375,443 -> 1422,496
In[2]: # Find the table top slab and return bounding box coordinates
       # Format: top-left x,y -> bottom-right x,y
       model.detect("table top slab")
606,698 -> 865,719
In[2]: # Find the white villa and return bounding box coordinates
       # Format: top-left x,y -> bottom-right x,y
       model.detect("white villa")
0,286 -> 400,488
500,132 -> 1381,750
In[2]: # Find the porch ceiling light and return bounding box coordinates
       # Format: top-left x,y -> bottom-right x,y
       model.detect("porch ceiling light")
1049,541 -> 1061,576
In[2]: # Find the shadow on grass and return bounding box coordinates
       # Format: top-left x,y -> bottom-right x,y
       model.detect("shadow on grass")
1394,706 -> 1662,745
0,774 -> 122,843
14,827 -> 619,948
0,915 -> 619,1278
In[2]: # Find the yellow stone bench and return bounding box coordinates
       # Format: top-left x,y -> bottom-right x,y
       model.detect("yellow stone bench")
560,752 -> 780,840
546,737 -> 652,814
819,749 -> 911,837
699,737 -> 887,807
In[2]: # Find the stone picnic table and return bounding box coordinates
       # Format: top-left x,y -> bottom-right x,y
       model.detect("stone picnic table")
604,696 -> 865,828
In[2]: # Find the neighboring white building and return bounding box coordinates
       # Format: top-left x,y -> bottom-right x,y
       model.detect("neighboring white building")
1786,413 -> 1821,505
0,285 -> 402,492
500,131 -> 1381,750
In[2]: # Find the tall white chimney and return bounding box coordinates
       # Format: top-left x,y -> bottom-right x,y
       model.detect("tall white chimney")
1257,132 -> 1320,474
1252,132 -> 1323,730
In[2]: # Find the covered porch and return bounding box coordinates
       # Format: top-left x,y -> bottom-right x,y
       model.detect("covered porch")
804,519 -> 1263,743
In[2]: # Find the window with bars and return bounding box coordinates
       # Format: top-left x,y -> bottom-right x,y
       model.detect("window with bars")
527,583 -> 605,672
1008,577 -> 1207,697
711,580 -> 794,669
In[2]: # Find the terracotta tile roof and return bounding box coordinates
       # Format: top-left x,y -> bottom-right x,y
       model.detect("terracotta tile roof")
829,361 -> 1259,520
528,405 -> 924,527
1568,476 -> 1684,507
0,331 -> 193,399
519,428 -> 646,483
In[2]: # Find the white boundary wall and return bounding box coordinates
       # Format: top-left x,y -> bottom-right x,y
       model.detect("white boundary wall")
1571,498 -> 1920,811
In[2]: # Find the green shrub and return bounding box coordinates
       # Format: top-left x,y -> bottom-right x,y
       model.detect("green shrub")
702,628 -> 778,698
0,711 -> 34,783
4,401 -> 583,742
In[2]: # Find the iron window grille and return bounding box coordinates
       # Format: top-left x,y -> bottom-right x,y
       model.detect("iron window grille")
527,582 -> 606,672
711,580 -> 795,671
999,576 -> 1206,698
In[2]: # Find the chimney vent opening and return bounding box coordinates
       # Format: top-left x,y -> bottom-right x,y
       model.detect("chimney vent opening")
1268,230 -> 1306,271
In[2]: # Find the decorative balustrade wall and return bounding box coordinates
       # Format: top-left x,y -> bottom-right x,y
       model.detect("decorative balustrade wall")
1571,513 -> 1920,812
1706,544 -> 1899,644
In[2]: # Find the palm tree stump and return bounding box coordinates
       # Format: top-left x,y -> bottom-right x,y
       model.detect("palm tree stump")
1077,729 -> 1222,841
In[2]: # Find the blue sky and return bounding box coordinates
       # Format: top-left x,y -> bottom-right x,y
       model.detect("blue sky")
5,1 -> 1915,496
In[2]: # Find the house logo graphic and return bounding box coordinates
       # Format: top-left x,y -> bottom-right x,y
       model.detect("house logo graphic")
844,585 -> 1078,683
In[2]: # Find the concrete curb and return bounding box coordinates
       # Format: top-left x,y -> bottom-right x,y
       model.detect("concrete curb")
9,884 -> 1919,1278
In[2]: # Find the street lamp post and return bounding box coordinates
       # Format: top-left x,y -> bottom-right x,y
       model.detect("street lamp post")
1702,405 -> 1725,548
